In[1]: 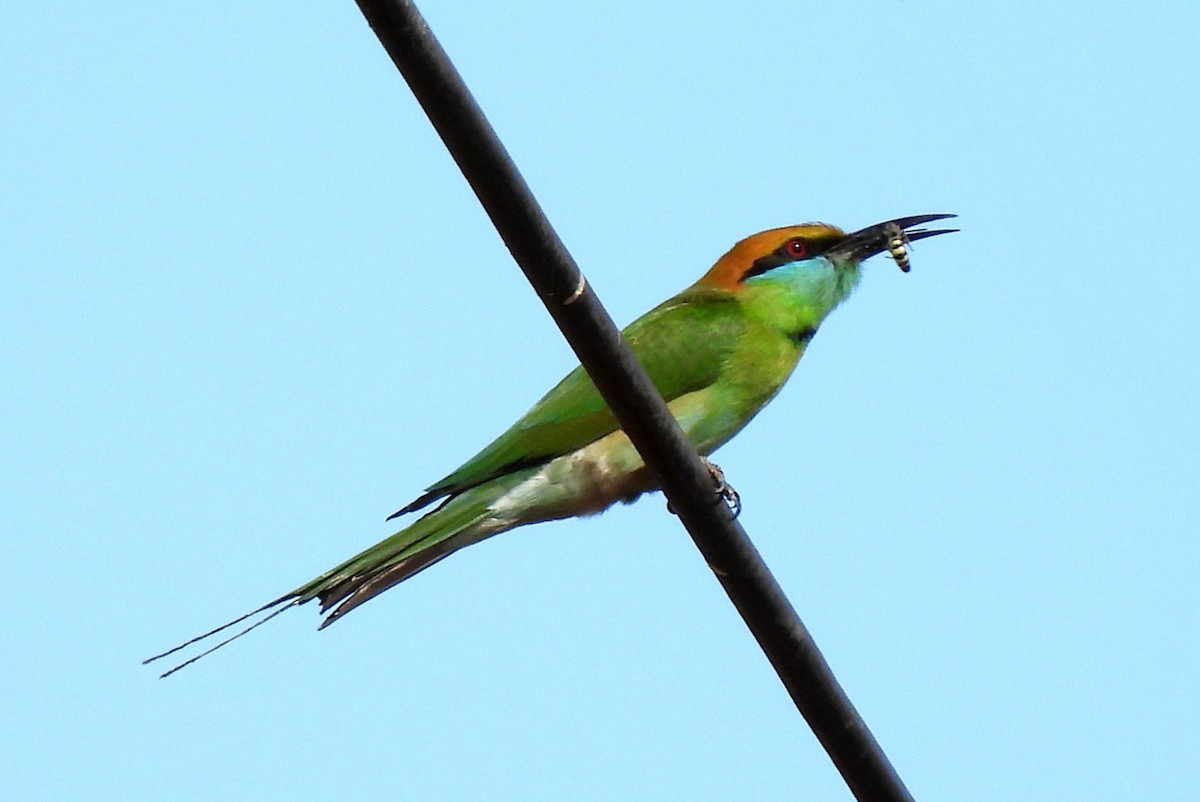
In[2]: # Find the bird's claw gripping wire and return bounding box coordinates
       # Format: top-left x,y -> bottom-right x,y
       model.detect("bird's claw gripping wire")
666,458 -> 741,519
702,457 -> 741,518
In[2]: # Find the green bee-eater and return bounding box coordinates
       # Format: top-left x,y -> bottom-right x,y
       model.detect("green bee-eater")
147,214 -> 956,675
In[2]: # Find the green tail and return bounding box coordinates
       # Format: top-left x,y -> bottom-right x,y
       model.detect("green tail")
144,470 -> 534,677
297,480 -> 511,627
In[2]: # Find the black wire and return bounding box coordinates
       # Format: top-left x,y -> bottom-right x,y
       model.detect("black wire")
351,2 -> 916,799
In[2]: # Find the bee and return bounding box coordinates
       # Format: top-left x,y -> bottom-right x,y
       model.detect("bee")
884,223 -> 911,272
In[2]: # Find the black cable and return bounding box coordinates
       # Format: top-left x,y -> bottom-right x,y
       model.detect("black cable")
351,2 -> 915,799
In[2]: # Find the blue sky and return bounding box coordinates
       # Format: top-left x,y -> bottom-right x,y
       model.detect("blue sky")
4,2 -> 1198,800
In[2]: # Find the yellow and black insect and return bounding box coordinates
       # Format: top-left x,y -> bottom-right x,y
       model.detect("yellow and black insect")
884,223 -> 911,272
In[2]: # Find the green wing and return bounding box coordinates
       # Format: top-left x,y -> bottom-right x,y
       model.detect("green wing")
396,288 -> 743,515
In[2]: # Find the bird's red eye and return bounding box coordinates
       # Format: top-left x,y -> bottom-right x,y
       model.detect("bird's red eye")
784,238 -> 809,258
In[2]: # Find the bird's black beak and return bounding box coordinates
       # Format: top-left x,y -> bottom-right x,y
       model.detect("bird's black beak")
829,213 -> 958,266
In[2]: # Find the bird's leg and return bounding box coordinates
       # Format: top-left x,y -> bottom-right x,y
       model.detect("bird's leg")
665,457 -> 741,518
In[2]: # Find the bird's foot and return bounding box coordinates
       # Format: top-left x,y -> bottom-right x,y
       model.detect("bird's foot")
702,457 -> 741,518
665,458 -> 741,519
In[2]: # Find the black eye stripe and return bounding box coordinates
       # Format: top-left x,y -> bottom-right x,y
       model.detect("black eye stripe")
741,238 -> 837,282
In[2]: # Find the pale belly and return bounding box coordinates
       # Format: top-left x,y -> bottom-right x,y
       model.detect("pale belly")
485,386 -> 755,528
489,426 -> 654,526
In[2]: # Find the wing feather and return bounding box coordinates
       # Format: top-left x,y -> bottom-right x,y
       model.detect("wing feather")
396,288 -> 742,514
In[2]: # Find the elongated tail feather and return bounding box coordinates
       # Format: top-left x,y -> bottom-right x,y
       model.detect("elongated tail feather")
145,475 -> 527,677
304,485 -> 506,622
141,594 -> 296,673
144,600 -> 298,678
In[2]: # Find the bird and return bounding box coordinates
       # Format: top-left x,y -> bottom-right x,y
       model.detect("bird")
145,214 -> 957,676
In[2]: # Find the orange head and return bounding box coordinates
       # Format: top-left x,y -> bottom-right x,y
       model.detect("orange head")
695,215 -> 958,291
696,223 -> 847,290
